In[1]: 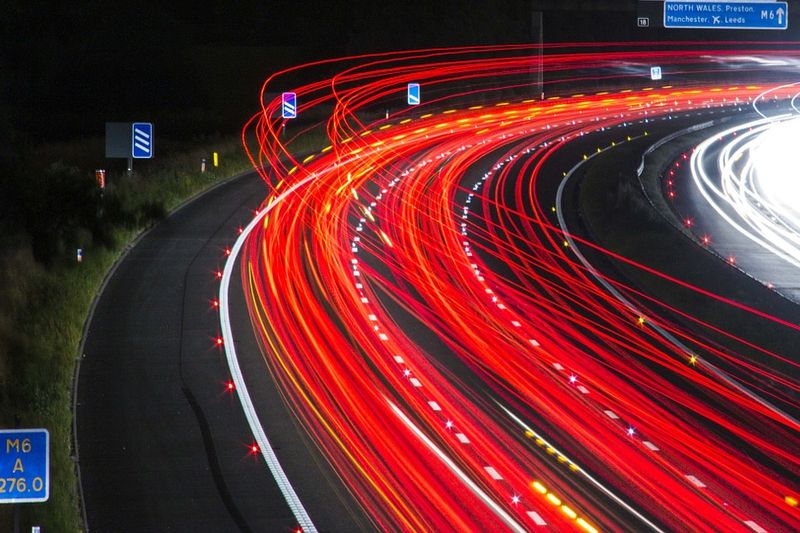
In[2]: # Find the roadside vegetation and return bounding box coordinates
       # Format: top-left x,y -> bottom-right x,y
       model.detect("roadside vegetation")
0,136 -> 252,531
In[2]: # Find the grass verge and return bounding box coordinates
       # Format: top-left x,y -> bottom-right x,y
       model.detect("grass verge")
0,137 -> 254,531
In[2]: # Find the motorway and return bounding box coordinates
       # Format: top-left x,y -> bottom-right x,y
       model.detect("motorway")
78,44 -> 800,532
76,173 -> 370,531
232,46 -> 799,531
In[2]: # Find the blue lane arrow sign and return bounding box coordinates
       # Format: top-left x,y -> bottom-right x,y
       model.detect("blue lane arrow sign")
407,83 -> 420,106
282,92 -> 297,119
664,1 -> 788,30
131,122 -> 153,159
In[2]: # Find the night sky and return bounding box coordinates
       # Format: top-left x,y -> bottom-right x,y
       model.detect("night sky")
1,0 -> 540,147
2,0 -> 797,150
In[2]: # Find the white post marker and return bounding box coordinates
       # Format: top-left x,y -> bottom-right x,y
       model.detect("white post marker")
650,66 -> 662,81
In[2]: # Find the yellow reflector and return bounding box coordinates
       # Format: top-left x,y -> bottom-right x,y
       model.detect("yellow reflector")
561,505 -> 577,519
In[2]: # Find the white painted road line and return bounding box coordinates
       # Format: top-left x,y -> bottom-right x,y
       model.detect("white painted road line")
455,433 -> 470,444
643,441 -> 660,451
744,520 -> 767,533
220,176 -> 318,532
388,400 -> 525,532
527,511 -> 547,526
604,410 -> 620,419
685,475 -> 706,488
484,466 -> 503,480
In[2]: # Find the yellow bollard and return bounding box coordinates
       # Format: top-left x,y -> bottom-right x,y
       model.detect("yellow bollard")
213,152 -> 219,167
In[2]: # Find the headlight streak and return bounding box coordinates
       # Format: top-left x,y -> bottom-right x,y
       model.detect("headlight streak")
227,44 -> 800,531
691,116 -> 800,271
689,106 -> 800,292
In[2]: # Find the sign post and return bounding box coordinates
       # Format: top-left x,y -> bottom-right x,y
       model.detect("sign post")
664,1 -> 788,30
0,429 -> 49,504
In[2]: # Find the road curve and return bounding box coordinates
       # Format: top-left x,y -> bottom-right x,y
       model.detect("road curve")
76,172 -> 305,531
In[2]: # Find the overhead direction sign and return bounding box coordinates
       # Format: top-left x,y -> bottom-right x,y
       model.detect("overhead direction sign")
282,92 -> 297,119
0,429 -> 49,503
132,122 -> 153,159
664,1 -> 788,30
407,83 -> 420,105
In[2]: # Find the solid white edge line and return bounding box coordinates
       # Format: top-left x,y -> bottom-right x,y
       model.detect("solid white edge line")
220,174 -> 318,532
387,399 -> 526,533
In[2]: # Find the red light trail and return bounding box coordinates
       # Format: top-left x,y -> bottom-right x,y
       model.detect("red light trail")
230,44 -> 800,532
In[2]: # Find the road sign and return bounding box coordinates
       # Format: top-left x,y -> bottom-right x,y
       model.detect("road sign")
282,92 -> 297,119
0,429 -> 49,503
637,16 -> 650,27
651,66 -> 662,81
132,122 -> 153,159
407,83 -> 420,106
664,1 -> 788,30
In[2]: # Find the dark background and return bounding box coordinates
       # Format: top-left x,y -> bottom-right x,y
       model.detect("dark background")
3,0 -> 798,151
1,0 -> 798,261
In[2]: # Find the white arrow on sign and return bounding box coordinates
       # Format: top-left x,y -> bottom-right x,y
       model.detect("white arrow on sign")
777,7 -> 784,25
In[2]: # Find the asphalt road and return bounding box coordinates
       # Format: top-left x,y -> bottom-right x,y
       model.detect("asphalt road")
76,171 -> 367,532
75,105 -> 797,532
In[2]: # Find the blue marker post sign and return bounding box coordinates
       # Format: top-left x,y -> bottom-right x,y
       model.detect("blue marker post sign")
282,92 -> 297,119
0,429 -> 49,503
132,122 -> 154,159
407,83 -> 421,106
664,1 -> 788,30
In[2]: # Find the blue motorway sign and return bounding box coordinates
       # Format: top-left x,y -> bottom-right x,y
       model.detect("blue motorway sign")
664,1 -> 788,30
0,429 -> 49,503
282,92 -> 297,119
132,122 -> 154,159
407,83 -> 420,105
